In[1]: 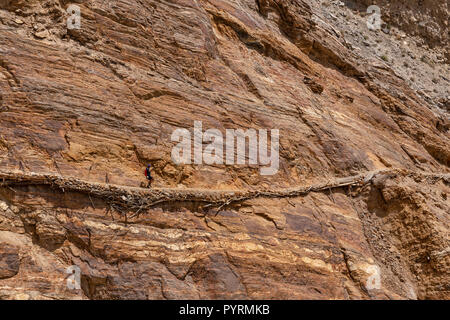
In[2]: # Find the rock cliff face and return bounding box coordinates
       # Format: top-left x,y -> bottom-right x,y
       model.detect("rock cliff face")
345,0 -> 448,50
0,0 -> 448,299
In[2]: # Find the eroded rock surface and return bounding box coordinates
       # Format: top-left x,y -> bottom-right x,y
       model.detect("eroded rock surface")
0,0 -> 448,299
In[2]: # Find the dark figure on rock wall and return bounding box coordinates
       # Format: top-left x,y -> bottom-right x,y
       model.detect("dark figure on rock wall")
145,164 -> 153,188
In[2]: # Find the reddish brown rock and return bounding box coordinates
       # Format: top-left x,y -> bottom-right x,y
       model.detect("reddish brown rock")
0,0 -> 448,300
0,243 -> 19,279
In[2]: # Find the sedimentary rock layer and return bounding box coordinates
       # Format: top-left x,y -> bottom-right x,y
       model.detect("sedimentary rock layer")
0,0 -> 448,299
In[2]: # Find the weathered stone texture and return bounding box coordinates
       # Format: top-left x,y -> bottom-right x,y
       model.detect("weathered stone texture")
0,0 -> 448,299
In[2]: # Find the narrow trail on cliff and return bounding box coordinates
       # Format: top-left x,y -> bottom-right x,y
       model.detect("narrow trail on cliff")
0,169 -> 448,218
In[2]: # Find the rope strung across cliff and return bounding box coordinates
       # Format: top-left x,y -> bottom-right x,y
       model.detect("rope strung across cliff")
0,169 -> 448,217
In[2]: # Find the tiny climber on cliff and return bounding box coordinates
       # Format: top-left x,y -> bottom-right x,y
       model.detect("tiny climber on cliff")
144,164 -> 153,188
